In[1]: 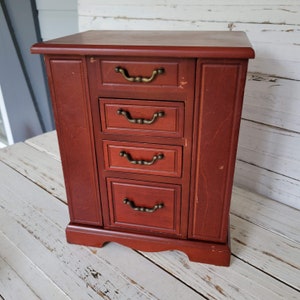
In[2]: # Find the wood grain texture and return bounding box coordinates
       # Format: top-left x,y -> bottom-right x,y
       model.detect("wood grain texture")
231,186 -> 300,244
78,2 -> 300,25
235,160 -> 300,209
243,73 -> 300,132
106,178 -> 182,236
102,140 -> 183,177
26,130 -> 60,159
46,57 -> 102,225
31,30 -> 254,58
0,142 -> 66,202
0,257 -> 40,300
142,251 -> 300,300
190,60 -> 248,242
0,232 -> 69,300
237,120 -> 300,181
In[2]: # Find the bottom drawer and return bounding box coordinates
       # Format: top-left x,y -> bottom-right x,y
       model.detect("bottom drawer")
106,178 -> 182,237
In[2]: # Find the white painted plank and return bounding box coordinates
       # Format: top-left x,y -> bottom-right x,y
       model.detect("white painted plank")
0,257 -> 40,300
239,23 -> 300,44
248,58 -> 300,81
89,242 -> 204,300
0,198 -> 101,298
237,119 -> 300,180
0,231 -> 70,300
231,186 -> 300,244
231,214 -> 300,290
79,0 -> 300,5
78,4 -> 300,25
78,15 -> 229,31
141,250 -> 300,300
38,11 -> 78,40
243,73 -> 300,133
26,130 -> 60,160
0,142 -> 67,203
234,160 -> 300,209
247,35 -> 300,61
78,15 -> 300,33
0,161 -> 203,299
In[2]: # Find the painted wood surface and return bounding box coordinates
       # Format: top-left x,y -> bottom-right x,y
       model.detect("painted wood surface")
35,0 -> 78,40
77,0 -> 300,209
0,131 -> 299,299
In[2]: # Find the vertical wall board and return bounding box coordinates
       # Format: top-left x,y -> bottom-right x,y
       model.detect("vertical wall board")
3,0 -> 54,132
0,1 -> 43,142
35,0 -> 78,40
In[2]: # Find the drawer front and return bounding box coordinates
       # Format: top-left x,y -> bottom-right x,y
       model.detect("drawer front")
100,99 -> 184,138
106,178 -> 182,236
103,140 -> 182,177
93,57 -> 193,96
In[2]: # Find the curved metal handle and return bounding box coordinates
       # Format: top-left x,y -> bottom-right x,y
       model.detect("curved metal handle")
119,151 -> 164,166
115,66 -> 165,83
123,198 -> 164,213
117,109 -> 165,125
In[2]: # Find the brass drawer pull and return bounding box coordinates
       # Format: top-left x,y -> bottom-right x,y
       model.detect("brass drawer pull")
115,66 -> 165,83
123,198 -> 164,213
119,151 -> 164,166
117,109 -> 165,125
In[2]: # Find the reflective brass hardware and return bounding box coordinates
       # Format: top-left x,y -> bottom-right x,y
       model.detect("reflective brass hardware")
119,151 -> 164,166
115,66 -> 165,83
117,109 -> 165,125
123,198 -> 164,213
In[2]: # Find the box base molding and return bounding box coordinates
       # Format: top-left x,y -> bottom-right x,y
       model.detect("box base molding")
66,224 -> 231,266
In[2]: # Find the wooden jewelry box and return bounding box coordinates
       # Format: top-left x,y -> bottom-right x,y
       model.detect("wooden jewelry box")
31,30 -> 254,266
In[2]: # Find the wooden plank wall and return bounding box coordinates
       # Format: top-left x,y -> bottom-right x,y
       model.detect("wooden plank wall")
35,0 -> 78,40
77,0 -> 300,209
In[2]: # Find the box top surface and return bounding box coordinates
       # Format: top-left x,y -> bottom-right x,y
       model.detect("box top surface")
31,30 -> 255,58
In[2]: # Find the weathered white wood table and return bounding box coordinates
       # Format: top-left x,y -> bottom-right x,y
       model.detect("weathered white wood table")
0,131 -> 299,300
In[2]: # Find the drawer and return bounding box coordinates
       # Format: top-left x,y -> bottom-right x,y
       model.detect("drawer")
106,178 -> 182,236
103,140 -> 182,177
99,98 -> 184,138
94,57 -> 193,95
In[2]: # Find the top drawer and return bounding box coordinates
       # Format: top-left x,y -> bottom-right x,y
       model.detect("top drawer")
92,57 -> 193,96
102,60 -> 177,86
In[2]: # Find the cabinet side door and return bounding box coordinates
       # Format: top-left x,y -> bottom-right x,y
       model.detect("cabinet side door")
189,59 -> 249,242
45,56 -> 102,226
